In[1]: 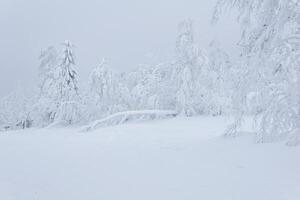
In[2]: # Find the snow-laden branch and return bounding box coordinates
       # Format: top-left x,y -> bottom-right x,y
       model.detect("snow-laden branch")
82,109 -> 178,132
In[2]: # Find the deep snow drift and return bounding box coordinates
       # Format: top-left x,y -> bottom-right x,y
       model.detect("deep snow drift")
0,116 -> 299,200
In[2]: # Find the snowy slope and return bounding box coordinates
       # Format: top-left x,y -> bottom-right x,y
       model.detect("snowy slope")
0,116 -> 299,200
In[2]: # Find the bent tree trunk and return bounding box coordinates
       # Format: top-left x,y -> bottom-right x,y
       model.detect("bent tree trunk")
82,110 -> 178,132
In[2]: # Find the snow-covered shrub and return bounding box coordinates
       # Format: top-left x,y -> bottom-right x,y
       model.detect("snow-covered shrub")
0,91 -> 33,130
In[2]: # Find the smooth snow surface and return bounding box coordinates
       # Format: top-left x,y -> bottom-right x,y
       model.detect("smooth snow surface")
0,116 -> 299,200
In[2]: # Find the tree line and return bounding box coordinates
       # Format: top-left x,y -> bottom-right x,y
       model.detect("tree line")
0,0 -> 299,145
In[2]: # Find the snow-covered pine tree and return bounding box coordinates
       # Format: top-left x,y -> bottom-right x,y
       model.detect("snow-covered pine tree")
214,0 -> 300,144
54,41 -> 81,125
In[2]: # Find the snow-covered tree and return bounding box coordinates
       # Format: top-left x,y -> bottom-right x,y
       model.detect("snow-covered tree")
206,41 -> 234,115
56,41 -> 79,101
37,41 -> 82,125
124,60 -> 181,113
172,19 -> 211,116
214,0 -> 300,144
34,46 -> 59,125
172,19 -> 198,115
54,41 -> 81,124
38,46 -> 58,96
88,59 -> 130,119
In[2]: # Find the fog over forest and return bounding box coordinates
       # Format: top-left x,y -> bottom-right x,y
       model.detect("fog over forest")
0,0 -> 240,96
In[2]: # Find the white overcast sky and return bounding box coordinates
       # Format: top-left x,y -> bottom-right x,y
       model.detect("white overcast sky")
0,0 -> 240,96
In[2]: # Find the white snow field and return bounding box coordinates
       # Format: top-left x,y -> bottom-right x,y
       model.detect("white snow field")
0,116 -> 300,200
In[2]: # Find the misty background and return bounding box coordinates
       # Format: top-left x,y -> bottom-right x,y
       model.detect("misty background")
0,0 -> 240,97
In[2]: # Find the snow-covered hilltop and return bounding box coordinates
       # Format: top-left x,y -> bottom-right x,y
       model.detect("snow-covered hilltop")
0,116 -> 299,200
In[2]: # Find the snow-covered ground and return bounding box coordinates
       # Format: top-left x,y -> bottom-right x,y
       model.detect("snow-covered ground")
0,116 -> 299,200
